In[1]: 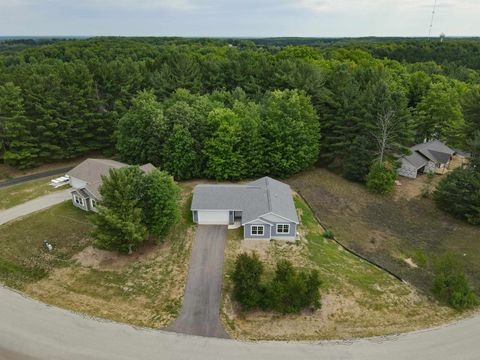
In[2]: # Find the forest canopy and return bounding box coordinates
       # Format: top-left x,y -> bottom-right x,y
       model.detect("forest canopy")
0,37 -> 478,181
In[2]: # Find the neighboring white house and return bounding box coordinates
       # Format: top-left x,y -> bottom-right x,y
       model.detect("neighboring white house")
191,177 -> 299,241
66,158 -> 155,212
398,140 -> 455,179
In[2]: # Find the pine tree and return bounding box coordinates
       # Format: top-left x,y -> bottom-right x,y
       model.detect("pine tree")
138,169 -> 180,239
94,167 -> 147,253
463,86 -> 480,142
0,82 -> 39,168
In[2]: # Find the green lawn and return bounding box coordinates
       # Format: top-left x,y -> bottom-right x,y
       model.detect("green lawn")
287,168 -> 480,295
221,194 -> 457,341
0,176 -> 66,210
0,185 -> 195,329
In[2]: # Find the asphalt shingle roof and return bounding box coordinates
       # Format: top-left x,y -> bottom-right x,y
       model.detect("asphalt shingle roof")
402,140 -> 455,169
403,152 -> 429,170
191,177 -> 299,225
67,159 -> 156,199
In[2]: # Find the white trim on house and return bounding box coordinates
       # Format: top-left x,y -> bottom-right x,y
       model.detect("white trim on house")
74,195 -> 84,206
243,212 -> 298,226
191,208 -> 242,211
91,199 -> 97,209
242,217 -> 274,226
263,212 -> 300,224
251,225 -> 265,236
276,223 -> 290,234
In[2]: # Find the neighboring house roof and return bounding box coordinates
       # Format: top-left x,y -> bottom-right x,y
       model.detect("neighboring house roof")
452,149 -> 471,158
67,159 -> 127,184
411,140 -> 455,156
67,158 -> 156,199
402,151 -> 429,170
402,140 -> 455,169
191,177 -> 299,225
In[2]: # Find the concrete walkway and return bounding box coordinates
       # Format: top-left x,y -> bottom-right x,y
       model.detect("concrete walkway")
0,189 -> 73,226
167,225 -> 229,338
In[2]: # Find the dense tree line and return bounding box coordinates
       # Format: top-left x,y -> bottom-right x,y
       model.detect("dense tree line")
0,37 -> 477,182
116,88 -> 319,180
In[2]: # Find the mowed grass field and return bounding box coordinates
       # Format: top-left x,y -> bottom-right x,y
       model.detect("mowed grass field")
221,195 -> 457,341
287,168 -> 480,295
0,185 -> 196,328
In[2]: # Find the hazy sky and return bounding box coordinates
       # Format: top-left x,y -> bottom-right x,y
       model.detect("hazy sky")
0,0 -> 479,37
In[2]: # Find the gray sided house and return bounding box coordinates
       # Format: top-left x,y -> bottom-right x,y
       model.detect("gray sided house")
398,140 -> 455,179
66,158 -> 156,212
191,177 -> 299,241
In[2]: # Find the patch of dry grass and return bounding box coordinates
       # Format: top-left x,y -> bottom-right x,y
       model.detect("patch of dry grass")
287,168 -> 480,295
1,185 -> 195,328
221,195 -> 459,341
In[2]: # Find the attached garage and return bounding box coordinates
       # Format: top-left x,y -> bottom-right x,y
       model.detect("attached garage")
196,210 -> 230,225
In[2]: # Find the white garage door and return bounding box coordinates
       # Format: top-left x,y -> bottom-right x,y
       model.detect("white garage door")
197,210 -> 230,225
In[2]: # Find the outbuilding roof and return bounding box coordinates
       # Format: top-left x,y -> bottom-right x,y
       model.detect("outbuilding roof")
191,177 -> 299,225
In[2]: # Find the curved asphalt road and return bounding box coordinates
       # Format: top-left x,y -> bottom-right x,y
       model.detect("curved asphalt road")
1,285 -> 479,360
0,167 -> 72,189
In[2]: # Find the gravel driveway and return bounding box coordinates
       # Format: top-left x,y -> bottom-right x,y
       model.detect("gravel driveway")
167,225 -> 229,338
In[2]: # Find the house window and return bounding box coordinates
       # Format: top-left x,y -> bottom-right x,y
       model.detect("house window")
91,199 -> 97,209
277,224 -> 290,234
74,195 -> 84,206
251,225 -> 264,236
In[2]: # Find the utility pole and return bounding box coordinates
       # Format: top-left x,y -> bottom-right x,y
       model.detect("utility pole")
428,0 -> 438,40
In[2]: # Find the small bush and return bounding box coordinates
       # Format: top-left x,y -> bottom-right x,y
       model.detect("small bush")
263,260 -> 321,313
323,230 -> 334,239
232,255 -> 321,314
432,254 -> 478,310
366,161 -> 397,194
232,253 -> 264,310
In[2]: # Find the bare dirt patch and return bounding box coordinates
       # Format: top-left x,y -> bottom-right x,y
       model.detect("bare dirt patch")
72,240 -> 164,270
404,258 -> 418,268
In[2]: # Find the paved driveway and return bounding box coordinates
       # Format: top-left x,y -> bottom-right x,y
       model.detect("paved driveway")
167,225 -> 229,338
0,189 -> 73,226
